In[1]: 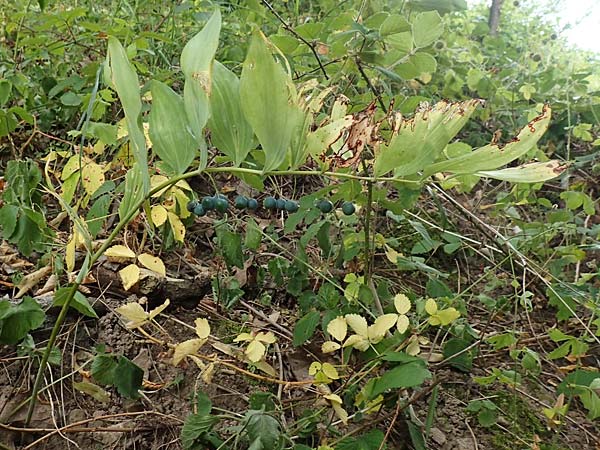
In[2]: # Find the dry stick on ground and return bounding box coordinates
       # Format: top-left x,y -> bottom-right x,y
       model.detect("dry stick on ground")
378,392 -> 403,450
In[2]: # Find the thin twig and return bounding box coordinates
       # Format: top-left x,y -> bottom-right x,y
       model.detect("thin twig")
260,0 -> 329,79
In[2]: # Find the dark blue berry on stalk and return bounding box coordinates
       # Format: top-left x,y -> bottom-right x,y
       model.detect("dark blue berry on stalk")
193,204 -> 206,216
187,200 -> 199,213
284,200 -> 299,213
202,196 -> 215,210
247,198 -> 259,210
215,197 -> 229,213
263,196 -> 277,209
341,201 -> 356,215
318,199 -> 334,213
276,199 -> 286,210
234,195 -> 248,209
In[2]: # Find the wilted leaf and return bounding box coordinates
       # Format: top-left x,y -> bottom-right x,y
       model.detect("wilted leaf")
81,162 -> 105,196
168,212 -> 185,242
73,380 -> 110,403
173,338 -> 206,366
116,301 -> 147,328
475,160 -> 567,183
195,318 -> 210,339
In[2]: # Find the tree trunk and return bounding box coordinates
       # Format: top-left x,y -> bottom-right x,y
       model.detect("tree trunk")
488,0 -> 505,36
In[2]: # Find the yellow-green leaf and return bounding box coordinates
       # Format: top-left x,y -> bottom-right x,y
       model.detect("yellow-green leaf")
167,212 -> 185,242
245,339 -> 266,362
148,298 -> 170,320
173,338 -> 205,366
396,314 -> 410,334
255,331 -> 276,344
119,263 -> 140,291
81,162 -> 105,196
116,301 -> 147,328
345,314 -> 368,337
195,318 -> 210,339
475,160 -> 567,183
151,205 -> 168,226
321,363 -> 339,380
322,341 -> 341,353
309,361 -> 321,376
394,294 -> 411,315
137,253 -> 166,277
105,245 -> 136,263
425,298 -> 438,315
327,316 -> 348,342
368,314 -> 397,342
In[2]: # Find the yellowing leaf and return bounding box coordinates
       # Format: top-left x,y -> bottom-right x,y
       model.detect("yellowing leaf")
173,338 -> 205,366
81,162 -> 105,196
119,263 -> 140,291
322,341 -> 341,353
343,334 -> 370,351
321,363 -> 339,380
116,301 -> 147,328
397,314 -> 410,334
368,314 -> 397,341
309,362 -> 322,376
255,331 -> 276,344
151,205 -> 168,226
394,294 -> 411,314
195,318 -> 210,339
105,245 -> 136,263
148,298 -> 170,320
324,394 -> 348,424
253,359 -> 277,377
430,307 -> 460,326
137,253 -> 166,277
234,332 -> 254,343
425,298 -> 438,315
201,362 -> 215,383
327,316 -> 347,342
345,314 -> 368,337
150,174 -> 169,197
245,339 -> 266,362
168,212 -> 185,242
65,233 -> 77,272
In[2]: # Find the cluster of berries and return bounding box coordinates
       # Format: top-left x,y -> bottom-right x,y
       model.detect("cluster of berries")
186,194 -> 356,217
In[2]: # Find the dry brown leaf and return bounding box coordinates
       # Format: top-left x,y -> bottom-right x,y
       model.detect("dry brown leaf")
15,266 -> 52,299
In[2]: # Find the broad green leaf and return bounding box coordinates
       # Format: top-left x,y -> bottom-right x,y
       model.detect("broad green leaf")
0,297 -> 45,344
336,430 -> 385,450
181,414 -> 218,450
366,362 -> 431,397
149,81 -> 197,174
424,104 -> 551,176
113,356 -> 143,399
91,354 -> 118,385
475,160 -> 566,183
412,11 -> 443,48
181,9 -> 221,164
0,80 -> 11,106
53,287 -> 98,318
208,62 -> 254,166
292,310 -> 321,347
107,38 -> 148,191
245,409 -> 282,450
394,52 -> 437,80
380,14 -> 411,36
408,0 -> 468,14
240,30 -> 304,173
217,229 -> 244,268
374,99 -> 482,177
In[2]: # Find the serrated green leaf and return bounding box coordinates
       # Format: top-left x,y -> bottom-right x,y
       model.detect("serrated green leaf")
245,409 -> 282,450
181,413 -> 218,450
91,354 -> 118,385
292,310 -> 320,347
